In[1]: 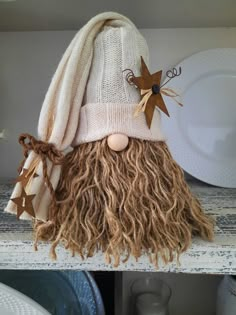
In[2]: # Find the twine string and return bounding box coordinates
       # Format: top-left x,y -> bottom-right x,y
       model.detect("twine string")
134,89 -> 153,117
134,87 -> 183,117
18,133 -> 64,209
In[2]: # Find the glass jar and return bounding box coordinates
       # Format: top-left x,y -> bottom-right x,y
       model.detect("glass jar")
130,278 -> 171,315
217,275 -> 236,315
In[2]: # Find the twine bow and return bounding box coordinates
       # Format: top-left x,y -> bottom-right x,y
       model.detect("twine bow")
134,87 -> 182,117
18,133 -> 64,210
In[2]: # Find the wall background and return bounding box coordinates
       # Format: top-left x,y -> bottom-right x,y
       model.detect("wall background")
1,27 -> 236,180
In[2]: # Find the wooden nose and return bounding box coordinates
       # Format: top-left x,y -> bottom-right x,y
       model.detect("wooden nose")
107,134 -> 129,151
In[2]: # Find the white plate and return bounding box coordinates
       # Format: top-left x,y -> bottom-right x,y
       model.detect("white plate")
161,48 -> 236,188
0,283 -> 50,315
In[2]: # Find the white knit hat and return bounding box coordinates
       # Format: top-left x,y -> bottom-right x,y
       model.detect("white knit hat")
6,12 -> 165,221
72,22 -> 165,145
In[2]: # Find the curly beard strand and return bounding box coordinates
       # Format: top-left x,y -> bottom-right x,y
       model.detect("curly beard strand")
35,138 -> 214,267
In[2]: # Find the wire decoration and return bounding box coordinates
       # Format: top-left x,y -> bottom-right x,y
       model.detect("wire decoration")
160,67 -> 182,88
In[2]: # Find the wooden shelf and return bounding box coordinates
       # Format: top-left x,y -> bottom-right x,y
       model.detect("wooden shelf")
0,181 -> 236,274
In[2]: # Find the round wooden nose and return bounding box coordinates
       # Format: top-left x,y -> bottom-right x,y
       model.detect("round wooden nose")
107,134 -> 129,151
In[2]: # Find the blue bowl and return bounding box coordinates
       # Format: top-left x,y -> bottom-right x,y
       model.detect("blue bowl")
0,270 -> 105,315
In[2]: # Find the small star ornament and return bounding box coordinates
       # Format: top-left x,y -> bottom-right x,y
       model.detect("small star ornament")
124,56 -> 182,128
15,168 -> 39,187
11,188 -> 36,219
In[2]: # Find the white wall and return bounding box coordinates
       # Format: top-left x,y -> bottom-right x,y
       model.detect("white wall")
1,28 -> 236,179
0,31 -> 75,180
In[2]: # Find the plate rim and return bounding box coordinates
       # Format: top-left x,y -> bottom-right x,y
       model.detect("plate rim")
161,48 -> 236,188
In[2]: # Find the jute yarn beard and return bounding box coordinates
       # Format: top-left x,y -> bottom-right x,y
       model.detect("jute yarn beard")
35,138 -> 214,267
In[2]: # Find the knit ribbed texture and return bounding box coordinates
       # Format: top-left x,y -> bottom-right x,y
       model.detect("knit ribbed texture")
73,103 -> 165,145
73,23 -> 164,145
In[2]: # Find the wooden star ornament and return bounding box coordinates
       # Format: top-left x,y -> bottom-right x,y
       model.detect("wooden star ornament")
11,188 -> 36,219
124,56 -> 182,128
15,168 -> 39,187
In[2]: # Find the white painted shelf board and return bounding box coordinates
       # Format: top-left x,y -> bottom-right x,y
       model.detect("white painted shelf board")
0,181 -> 235,274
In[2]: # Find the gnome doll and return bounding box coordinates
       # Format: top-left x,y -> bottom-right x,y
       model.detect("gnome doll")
5,12 -> 213,267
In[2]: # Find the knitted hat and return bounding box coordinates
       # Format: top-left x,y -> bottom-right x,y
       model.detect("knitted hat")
38,12 -> 164,149
72,22 -> 165,145
6,12 -> 164,221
